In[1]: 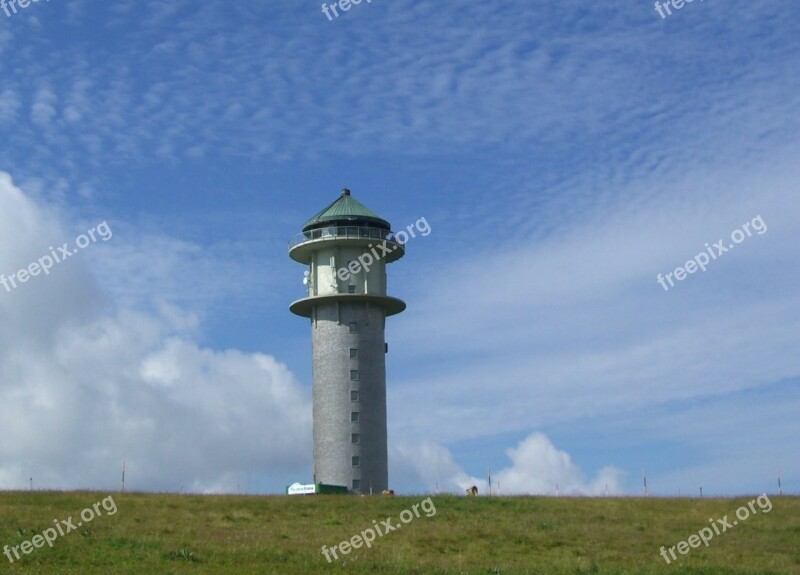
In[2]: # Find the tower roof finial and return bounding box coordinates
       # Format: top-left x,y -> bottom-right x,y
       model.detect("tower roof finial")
342,188 -> 351,196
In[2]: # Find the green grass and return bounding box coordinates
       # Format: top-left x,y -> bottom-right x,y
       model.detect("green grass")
0,491 -> 798,574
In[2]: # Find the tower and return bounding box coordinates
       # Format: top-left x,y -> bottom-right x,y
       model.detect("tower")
289,188 -> 405,494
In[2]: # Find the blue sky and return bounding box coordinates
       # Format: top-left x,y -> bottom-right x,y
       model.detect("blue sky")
0,0 -> 797,495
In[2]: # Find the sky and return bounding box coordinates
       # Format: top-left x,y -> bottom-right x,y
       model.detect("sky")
0,0 -> 798,496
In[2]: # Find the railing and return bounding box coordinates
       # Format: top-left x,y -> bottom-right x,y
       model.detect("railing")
288,226 -> 403,251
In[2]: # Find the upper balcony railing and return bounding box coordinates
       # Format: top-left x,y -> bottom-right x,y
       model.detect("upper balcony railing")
288,225 -> 403,251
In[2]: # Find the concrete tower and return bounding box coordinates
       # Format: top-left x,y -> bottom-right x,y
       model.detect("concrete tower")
289,189 -> 405,494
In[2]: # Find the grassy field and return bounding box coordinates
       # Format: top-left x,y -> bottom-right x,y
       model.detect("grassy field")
0,491 -> 797,574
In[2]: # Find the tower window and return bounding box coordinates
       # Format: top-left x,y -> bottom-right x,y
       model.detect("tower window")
350,369 -> 358,381
350,348 -> 358,359
352,456 -> 360,467
349,322 -> 357,333
351,412 -> 359,423
347,284 -> 356,293
351,390 -> 359,401
351,433 -> 360,444
352,479 -> 360,490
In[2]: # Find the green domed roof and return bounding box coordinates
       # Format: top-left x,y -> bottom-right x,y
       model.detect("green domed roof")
302,188 -> 391,232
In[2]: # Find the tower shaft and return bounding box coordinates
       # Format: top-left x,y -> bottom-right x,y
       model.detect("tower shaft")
312,302 -> 387,492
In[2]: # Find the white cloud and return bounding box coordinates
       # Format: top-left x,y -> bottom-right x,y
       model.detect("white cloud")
493,433 -> 623,496
392,433 -> 624,496
0,173 -> 312,492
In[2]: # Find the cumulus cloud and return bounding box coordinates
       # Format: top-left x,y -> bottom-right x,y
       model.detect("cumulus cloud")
0,173 -> 311,492
492,433 -> 623,495
393,432 -> 624,496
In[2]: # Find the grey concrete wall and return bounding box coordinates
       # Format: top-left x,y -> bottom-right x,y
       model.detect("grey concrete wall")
312,301 -> 388,493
